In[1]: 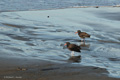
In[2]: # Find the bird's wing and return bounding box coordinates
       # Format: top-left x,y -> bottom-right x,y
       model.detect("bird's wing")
69,44 -> 81,51
80,32 -> 90,38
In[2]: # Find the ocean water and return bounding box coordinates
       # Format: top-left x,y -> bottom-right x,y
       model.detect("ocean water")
0,0 -> 120,78
0,0 -> 120,11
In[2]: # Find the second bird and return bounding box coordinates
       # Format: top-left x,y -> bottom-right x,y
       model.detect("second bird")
75,30 -> 90,43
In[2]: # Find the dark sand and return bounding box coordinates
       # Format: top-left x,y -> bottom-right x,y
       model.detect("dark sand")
0,56 -> 119,80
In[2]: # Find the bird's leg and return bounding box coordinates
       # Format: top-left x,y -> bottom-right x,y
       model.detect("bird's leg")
71,51 -> 74,56
84,38 -> 85,43
81,38 -> 84,42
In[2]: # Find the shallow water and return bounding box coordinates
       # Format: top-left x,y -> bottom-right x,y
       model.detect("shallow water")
0,7 -> 120,78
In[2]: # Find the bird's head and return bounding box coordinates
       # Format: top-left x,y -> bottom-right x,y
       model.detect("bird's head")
75,30 -> 81,34
64,42 -> 70,47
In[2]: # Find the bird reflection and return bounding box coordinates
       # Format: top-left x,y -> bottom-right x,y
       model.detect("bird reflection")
79,42 -> 90,51
68,55 -> 81,63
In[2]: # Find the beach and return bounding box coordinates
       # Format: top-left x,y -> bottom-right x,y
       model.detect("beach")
0,1 -> 120,80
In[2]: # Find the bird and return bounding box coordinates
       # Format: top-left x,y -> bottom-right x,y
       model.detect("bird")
75,30 -> 90,43
64,42 -> 81,56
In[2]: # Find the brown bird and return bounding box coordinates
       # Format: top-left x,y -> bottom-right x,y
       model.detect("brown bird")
75,30 -> 90,43
64,42 -> 81,56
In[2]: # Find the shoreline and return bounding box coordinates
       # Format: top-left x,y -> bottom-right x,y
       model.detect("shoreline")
0,5 -> 120,12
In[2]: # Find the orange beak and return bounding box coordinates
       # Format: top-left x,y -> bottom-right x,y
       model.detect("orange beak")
64,43 -> 67,46
75,32 -> 78,34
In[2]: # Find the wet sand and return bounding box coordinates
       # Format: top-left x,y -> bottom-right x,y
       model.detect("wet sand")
0,56 -> 119,80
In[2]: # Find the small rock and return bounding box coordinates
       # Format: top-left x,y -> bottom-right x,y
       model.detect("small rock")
95,6 -> 99,8
47,16 -> 49,18
17,67 -> 27,71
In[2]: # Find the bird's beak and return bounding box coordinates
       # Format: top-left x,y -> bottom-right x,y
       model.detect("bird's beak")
64,43 -> 67,46
75,32 -> 78,34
